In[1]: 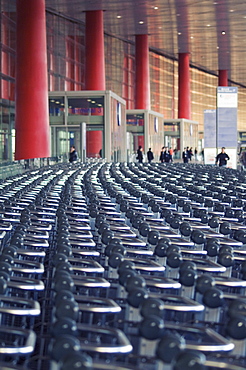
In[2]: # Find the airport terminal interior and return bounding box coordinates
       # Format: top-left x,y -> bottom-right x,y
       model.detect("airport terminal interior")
1,0 -> 246,369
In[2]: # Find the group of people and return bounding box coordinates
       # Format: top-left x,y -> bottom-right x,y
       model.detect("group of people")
183,146 -> 229,166
182,146 -> 194,163
159,147 -> 174,163
71,144 -> 230,168
136,146 -> 200,164
136,146 -> 175,164
136,146 -> 155,163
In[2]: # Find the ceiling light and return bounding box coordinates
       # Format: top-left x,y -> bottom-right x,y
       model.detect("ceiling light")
190,36 -> 194,39
55,101 -> 60,104
87,99 -> 91,101
69,106 -> 72,109
139,20 -> 144,24
178,32 -> 182,35
229,9 -> 234,12
153,6 -> 158,10
221,31 -> 226,35
117,15 -> 121,19
91,101 -> 96,103
207,24 -> 211,27
50,99 -> 55,102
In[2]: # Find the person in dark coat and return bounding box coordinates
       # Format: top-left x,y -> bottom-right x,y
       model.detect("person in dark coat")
147,148 -> 154,163
160,147 -> 165,163
194,148 -> 198,161
160,147 -> 170,163
164,147 -> 170,162
182,147 -> 189,163
216,147 -> 230,167
188,147 -> 193,161
136,146 -> 143,163
69,145 -> 78,163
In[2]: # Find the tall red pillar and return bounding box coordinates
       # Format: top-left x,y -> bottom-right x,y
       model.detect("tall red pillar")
178,52 -> 191,119
219,69 -> 228,86
135,34 -> 150,150
85,10 -> 105,157
135,34 -> 150,110
15,0 -> 50,160
85,10 -> 105,90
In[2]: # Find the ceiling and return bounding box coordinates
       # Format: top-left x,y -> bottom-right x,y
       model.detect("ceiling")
6,0 -> 246,86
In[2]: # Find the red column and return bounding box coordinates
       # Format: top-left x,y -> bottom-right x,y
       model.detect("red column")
85,10 -> 105,156
219,70 -> 228,86
178,52 -> 191,119
85,10 -> 105,90
15,0 -> 50,160
135,35 -> 150,150
86,131 -> 103,158
135,34 -> 150,110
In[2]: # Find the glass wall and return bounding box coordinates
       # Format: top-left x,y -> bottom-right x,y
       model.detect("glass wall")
182,120 -> 199,155
49,91 -> 126,162
164,119 -> 199,159
164,121 -> 181,157
126,113 -> 144,156
0,9 -> 16,161
49,97 -> 65,119
150,53 -> 178,120
0,6 -> 246,161
46,11 -> 85,92
148,113 -> 165,161
110,96 -> 127,162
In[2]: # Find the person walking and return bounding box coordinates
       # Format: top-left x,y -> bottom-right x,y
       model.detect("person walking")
201,149 -> 204,162
182,147 -> 189,163
160,147 -> 169,163
160,147 -> 165,163
169,147 -> 173,162
174,148 -> 178,159
147,148 -> 154,163
188,147 -> 194,161
69,145 -> 78,163
164,147 -> 170,162
216,147 -> 230,167
194,148 -> 198,161
136,146 -> 144,163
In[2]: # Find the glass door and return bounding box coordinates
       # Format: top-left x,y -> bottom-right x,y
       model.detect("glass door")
51,124 -> 88,162
51,126 -> 69,162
